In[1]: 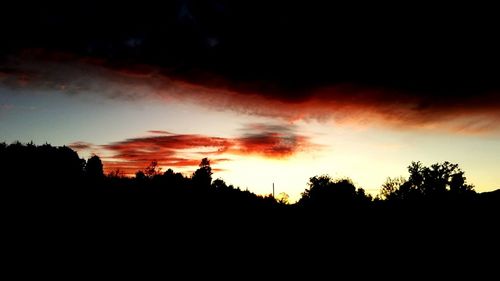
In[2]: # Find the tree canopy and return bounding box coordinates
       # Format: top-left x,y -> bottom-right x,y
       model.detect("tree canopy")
298,176 -> 372,209
380,161 -> 475,202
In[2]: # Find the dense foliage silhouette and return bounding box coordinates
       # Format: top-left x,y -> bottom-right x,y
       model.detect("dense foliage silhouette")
2,141 -> 498,271
1,142 -> 497,210
298,176 -> 372,209
86,155 -> 104,181
380,161 -> 475,202
1,141 -> 498,238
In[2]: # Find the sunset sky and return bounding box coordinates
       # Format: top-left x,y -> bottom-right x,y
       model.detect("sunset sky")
1,1 -> 499,201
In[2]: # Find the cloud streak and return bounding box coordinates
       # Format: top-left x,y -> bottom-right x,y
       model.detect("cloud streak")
101,134 -> 231,175
71,124 -> 313,175
68,141 -> 94,151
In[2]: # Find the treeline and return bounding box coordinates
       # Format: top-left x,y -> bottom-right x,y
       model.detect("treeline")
3,141 -> 500,261
1,142 -> 499,213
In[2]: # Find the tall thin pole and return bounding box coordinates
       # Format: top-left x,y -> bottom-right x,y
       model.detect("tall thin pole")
273,183 -> 275,198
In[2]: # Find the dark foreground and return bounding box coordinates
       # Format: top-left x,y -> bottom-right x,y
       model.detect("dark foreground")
1,143 -> 499,274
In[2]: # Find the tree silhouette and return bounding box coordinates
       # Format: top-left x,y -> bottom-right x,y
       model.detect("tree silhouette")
107,169 -> 124,178
192,158 -> 212,189
212,178 -> 229,192
86,155 -> 104,180
379,177 -> 407,200
298,176 -> 371,208
135,170 -> 146,181
162,168 -> 187,189
144,160 -> 162,178
379,161 -> 475,201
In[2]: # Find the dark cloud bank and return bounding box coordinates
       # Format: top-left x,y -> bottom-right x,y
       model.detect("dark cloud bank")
2,1 -> 500,132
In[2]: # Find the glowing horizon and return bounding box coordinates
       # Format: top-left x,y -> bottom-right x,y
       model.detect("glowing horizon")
2,78 -> 499,202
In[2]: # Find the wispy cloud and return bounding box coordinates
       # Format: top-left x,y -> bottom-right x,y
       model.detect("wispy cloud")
70,124 -> 314,175
68,141 -> 94,151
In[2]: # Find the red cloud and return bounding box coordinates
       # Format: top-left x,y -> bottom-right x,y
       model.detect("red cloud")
234,123 -> 311,158
236,133 -> 309,158
102,134 -> 233,175
94,124 -> 313,175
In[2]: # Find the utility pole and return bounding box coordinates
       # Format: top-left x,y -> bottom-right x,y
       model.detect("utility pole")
273,183 -> 275,198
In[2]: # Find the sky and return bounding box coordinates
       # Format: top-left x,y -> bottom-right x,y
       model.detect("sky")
1,1 -> 500,201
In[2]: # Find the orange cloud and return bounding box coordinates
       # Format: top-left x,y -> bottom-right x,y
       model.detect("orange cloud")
81,124 -> 314,175
234,123 -> 311,158
102,134 -> 231,175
